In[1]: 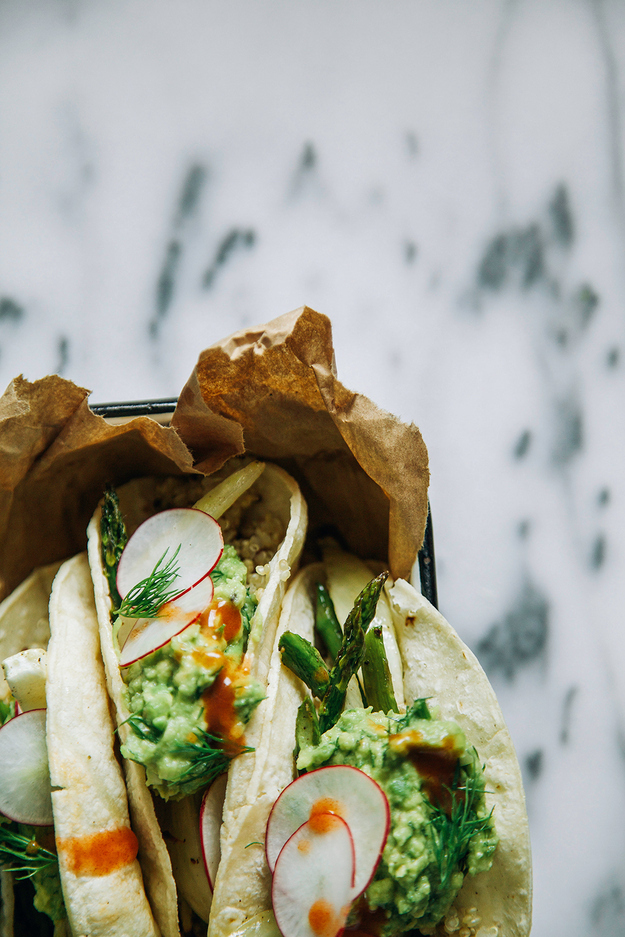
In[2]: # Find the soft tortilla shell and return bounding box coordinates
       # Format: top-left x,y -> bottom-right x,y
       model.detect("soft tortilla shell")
208,564 -> 318,937
46,554 -> 159,937
87,463 -> 307,937
388,578 -> 532,937
0,561 -> 62,702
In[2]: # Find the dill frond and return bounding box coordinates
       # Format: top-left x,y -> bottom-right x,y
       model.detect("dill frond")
175,729 -> 253,786
426,761 -> 494,890
120,714 -> 161,743
118,545 -> 182,619
0,826 -> 58,880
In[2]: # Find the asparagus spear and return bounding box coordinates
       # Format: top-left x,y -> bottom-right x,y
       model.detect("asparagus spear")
294,697 -> 321,757
100,485 -> 128,609
362,626 -> 399,714
315,583 -> 343,660
278,633 -> 330,699
318,572 -> 388,733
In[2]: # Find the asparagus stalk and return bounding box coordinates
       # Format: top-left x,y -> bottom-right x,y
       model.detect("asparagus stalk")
362,626 -> 399,714
318,572 -> 388,733
100,485 -> 128,609
278,632 -> 330,699
315,583 -> 343,660
295,697 -> 321,757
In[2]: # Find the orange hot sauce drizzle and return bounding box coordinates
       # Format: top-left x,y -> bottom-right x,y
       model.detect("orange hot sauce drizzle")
58,827 -> 138,877
308,797 -> 344,834
308,899 -> 349,937
199,598 -> 248,755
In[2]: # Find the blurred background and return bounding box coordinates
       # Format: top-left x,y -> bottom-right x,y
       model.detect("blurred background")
0,1 -> 624,933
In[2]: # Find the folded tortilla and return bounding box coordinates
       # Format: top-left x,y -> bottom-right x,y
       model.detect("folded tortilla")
46,554 -> 159,937
86,460 -> 307,935
240,564 -> 532,937
387,578 -> 531,937
0,561 -> 61,937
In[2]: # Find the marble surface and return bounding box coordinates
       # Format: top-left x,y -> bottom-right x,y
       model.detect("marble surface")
0,1 -> 624,933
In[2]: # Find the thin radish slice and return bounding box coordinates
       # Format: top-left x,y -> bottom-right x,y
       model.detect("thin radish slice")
117,508 -> 223,602
272,815 -> 354,937
0,709 -> 53,825
119,574 -> 215,667
200,772 -> 228,888
266,765 -> 389,898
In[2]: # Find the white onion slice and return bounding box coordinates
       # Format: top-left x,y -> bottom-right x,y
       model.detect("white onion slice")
200,773 -> 228,888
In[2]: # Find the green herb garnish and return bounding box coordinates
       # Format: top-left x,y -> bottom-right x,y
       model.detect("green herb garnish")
118,546 -> 182,619
427,754 -> 495,890
120,713 -> 161,743
0,826 -> 58,880
175,728 -> 253,786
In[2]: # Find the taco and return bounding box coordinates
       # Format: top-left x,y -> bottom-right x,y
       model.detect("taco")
85,457 -> 307,935
0,555 -> 160,937
208,544 -> 531,937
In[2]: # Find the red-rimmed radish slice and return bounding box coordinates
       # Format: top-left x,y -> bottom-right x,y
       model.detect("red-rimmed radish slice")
119,574 -> 215,667
266,765 -> 389,898
200,772 -> 228,888
165,790 -> 213,923
0,709 -> 53,825
117,508 -> 223,601
272,815 -> 354,937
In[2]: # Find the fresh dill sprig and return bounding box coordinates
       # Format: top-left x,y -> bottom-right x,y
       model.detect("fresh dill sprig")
175,728 -> 253,786
426,759 -> 494,890
118,546 -> 182,619
0,826 -> 58,880
101,485 -> 128,609
120,713 -> 161,743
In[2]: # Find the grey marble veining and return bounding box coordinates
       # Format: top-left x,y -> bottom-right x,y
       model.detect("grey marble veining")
0,1 -> 624,933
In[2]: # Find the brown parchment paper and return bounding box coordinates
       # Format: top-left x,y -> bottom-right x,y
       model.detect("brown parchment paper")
0,306 -> 428,600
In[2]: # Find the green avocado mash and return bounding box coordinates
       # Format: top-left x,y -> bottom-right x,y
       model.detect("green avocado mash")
297,704 -> 498,936
121,546 -> 265,799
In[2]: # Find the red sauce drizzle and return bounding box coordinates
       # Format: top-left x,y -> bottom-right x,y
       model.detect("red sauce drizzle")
200,599 -> 242,643
309,797 -> 344,834
389,730 -> 460,814
58,827 -> 138,877
309,899 -> 347,937
345,899 -> 388,936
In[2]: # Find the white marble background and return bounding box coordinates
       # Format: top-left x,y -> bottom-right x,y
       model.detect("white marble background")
0,1 -> 623,934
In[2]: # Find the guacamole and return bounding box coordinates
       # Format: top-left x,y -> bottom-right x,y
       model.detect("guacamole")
121,546 -> 265,799
297,705 -> 498,936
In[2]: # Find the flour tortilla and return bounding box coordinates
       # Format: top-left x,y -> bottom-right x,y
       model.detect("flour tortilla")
388,578 -> 532,937
87,461 -> 307,935
208,564 -> 318,937
46,554 -> 159,937
243,568 -> 532,937
0,560 -> 63,937
0,561 -> 62,706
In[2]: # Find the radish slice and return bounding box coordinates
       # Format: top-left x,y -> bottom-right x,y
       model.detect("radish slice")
272,815 -> 354,937
200,772 -> 228,888
266,765 -> 389,898
119,574 -> 215,666
0,709 -> 53,825
117,508 -> 223,602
